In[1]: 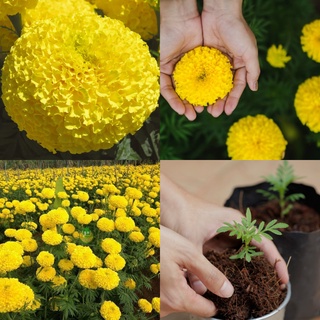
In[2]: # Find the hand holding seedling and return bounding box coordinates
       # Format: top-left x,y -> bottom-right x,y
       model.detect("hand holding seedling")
217,208 -> 289,262
257,160 -> 305,217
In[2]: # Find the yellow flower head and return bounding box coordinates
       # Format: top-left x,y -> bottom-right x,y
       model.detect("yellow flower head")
58,259 -> 74,272
70,245 -> 97,269
0,278 -> 35,313
48,208 -> 69,225
78,269 -> 98,289
21,238 -> 38,252
294,76 -> 320,133
15,200 -> 36,214
124,278 -> 136,290
4,228 -> 17,238
115,216 -> 135,232
226,115 -> 287,160
0,0 -> 38,17
125,187 -> 142,200
148,229 -> 160,248
109,195 -> 128,209
36,251 -> 55,267
36,266 -> 56,282
62,223 -> 76,235
51,275 -> 67,288
0,249 -> 23,273
101,238 -> 122,254
95,0 -> 158,40
94,268 -> 120,290
97,217 -> 115,232
0,241 -> 24,255
152,297 -> 160,313
41,188 -> 55,199
301,19 -> 320,63
77,191 -> 89,202
104,254 -> 126,271
42,230 -> 63,246
1,14 -> 159,154
266,44 -> 291,68
173,46 -> 233,106
138,298 -> 153,313
100,300 -> 121,320
129,231 -> 145,243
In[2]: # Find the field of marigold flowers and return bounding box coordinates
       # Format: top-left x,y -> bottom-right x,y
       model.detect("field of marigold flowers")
0,162 -> 160,320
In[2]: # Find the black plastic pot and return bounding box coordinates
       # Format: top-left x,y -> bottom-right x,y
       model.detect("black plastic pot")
224,182 -> 320,320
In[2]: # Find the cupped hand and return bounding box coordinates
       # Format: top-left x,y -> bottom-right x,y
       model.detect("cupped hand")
160,1 -> 203,121
160,226 -> 234,318
201,5 -> 260,117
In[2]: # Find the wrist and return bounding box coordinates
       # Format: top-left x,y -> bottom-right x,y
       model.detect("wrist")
203,0 -> 243,16
160,0 -> 199,22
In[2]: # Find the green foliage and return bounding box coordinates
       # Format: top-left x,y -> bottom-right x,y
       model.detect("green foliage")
257,160 -> 305,217
161,0 -> 320,159
217,208 -> 288,262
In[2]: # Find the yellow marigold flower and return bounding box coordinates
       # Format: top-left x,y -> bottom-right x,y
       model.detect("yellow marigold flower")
77,191 -> 89,202
90,213 -> 99,221
142,206 -> 157,217
71,206 -> 86,219
138,298 -> 153,313
294,76 -> 320,133
62,223 -> 76,234
152,297 -> 160,313
129,231 -> 145,243
0,278 -> 35,313
61,199 -> 70,207
21,238 -> 38,252
36,251 -> 55,267
0,15 -> 18,61
2,14 -> 159,154
58,259 -> 74,272
115,216 -> 135,232
94,268 -> 120,290
148,230 -> 160,248
14,228 -> 33,241
94,256 -> 103,268
78,269 -> 98,289
36,266 -> 56,282
73,231 -> 80,239
70,246 -> 97,268
21,221 -> 37,231
41,188 -> 55,199
124,278 -> 136,290
0,0 -> 38,17
104,254 -> 126,271
100,300 -> 121,320
109,195 -> 128,209
66,243 -> 77,255
0,241 -> 24,255
226,115 -> 287,160
97,217 -> 115,232
39,214 -> 56,229
51,275 -> 67,288
173,46 -> 233,106
48,208 -> 69,225
0,250 -> 23,273
125,187 -> 143,199
4,228 -> 17,238
22,255 -> 34,267
266,44 -> 291,68
95,0 -> 157,40
148,191 -> 158,199
42,230 -> 63,246
101,238 -> 122,254
94,208 -> 105,216
301,19 -> 320,63
115,208 -> 126,217
15,200 -> 36,214
131,206 -> 141,216
58,191 -> 68,199
150,263 -> 160,274
77,213 -> 93,225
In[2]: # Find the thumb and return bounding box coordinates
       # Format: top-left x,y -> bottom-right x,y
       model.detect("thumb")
243,48 -> 260,91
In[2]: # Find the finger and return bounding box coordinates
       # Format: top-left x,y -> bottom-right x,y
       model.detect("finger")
224,67 -> 246,115
160,72 -> 186,115
251,237 -> 289,285
185,252 -> 234,298
188,273 -> 207,295
243,47 -> 260,91
184,102 -> 197,121
194,106 -> 204,113
207,98 -> 225,117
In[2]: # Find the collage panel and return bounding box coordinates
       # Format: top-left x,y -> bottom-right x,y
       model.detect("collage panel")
161,160 -> 320,320
0,160 -> 160,319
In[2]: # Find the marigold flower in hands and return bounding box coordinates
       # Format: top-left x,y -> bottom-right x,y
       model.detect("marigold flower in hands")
173,46 -> 233,106
1,14 -> 159,154
266,44 -> 291,68
301,19 -> 320,63
226,114 -> 287,160
294,76 -> 320,133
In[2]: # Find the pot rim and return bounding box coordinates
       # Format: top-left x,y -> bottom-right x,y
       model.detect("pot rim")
208,282 -> 291,320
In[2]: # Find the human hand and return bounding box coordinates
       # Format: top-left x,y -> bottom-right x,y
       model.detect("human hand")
160,0 -> 204,121
201,0 -> 260,117
160,225 -> 234,318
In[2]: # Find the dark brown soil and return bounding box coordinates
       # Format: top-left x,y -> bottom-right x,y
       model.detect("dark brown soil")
204,249 -> 286,320
250,200 -> 320,232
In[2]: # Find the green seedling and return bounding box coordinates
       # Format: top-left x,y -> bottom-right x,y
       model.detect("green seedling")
217,208 -> 288,262
257,160 -> 305,217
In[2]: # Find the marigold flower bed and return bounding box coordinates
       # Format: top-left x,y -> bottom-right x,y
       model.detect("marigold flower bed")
0,163 -> 160,319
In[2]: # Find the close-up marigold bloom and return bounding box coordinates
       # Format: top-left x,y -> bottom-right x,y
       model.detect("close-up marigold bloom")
97,217 -> 115,232
94,0 -> 157,40
109,195 -> 128,209
173,46 -> 233,106
0,241 -> 24,255
1,13 -> 159,154
101,238 -> 122,254
266,44 -> 291,68
0,0 -> 38,17
294,76 -> 320,133
36,266 -> 56,282
152,297 -> 160,313
104,254 -> 126,271
94,268 -> 120,290
100,300 -> 121,320
0,249 -> 23,273
129,231 -> 145,243
42,230 -> 63,246
70,245 -> 97,268
21,238 -> 38,252
0,278 -> 35,313
226,114 -> 287,160
138,298 -> 153,313
124,278 -> 136,290
115,216 -> 135,232
36,251 -> 55,267
78,269 -> 98,289
58,259 -> 74,272
301,19 -> 320,63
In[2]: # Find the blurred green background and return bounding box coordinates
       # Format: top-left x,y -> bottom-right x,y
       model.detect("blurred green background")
160,0 -> 320,159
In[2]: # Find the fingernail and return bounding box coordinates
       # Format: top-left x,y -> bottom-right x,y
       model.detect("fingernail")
220,280 -> 234,298
251,81 -> 258,91
191,280 -> 207,294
